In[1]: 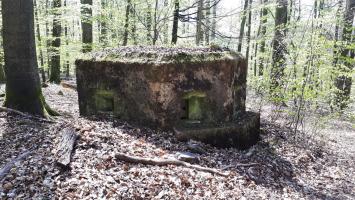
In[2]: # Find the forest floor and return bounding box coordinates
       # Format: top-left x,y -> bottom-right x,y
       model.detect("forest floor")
0,83 -> 354,199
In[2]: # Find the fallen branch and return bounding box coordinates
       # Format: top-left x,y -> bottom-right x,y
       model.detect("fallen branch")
55,127 -> 78,166
0,106 -> 55,123
0,151 -> 32,182
115,153 -> 229,177
222,163 -> 260,170
60,81 -> 77,90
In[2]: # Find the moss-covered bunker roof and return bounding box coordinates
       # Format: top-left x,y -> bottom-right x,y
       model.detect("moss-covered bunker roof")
78,46 -> 242,64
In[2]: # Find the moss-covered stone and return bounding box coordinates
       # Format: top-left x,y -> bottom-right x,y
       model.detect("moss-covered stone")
77,46 -> 242,64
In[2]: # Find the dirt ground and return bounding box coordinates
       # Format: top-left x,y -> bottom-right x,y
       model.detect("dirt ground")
0,83 -> 354,199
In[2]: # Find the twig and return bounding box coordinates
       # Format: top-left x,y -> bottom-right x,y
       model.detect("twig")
222,163 -> 260,170
115,153 -> 229,177
0,151 -> 32,182
0,106 -> 55,123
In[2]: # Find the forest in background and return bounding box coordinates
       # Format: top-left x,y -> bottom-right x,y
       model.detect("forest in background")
0,0 -> 354,199
0,0 -> 353,127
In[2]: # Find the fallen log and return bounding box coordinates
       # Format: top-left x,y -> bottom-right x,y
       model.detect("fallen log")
60,81 -> 77,90
0,151 -> 32,182
0,106 -> 55,123
115,153 -> 229,177
55,127 -> 78,166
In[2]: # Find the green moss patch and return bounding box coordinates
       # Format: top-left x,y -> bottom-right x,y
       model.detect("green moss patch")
77,46 -> 242,64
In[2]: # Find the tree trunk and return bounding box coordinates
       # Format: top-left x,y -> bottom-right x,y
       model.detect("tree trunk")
122,0 -> 131,46
259,0 -> 268,76
205,0 -> 211,45
64,0 -> 70,78
146,3 -> 153,44
81,0 -> 93,53
163,0 -> 169,44
1,0 -> 51,116
211,0 -> 217,41
171,0 -> 179,45
196,0 -> 204,45
131,3 -> 138,45
238,0 -> 249,52
99,0 -> 107,46
245,0 -> 253,64
334,0 -> 355,109
270,0 -> 288,97
45,0 -> 51,79
0,66 -> 4,83
153,0 -> 159,45
49,0 -> 62,84
34,0 -> 46,83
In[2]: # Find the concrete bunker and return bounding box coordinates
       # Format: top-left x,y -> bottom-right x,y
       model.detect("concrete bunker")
76,46 -> 260,149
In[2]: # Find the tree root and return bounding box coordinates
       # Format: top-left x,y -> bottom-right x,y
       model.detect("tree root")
115,153 -> 229,177
0,106 -> 55,123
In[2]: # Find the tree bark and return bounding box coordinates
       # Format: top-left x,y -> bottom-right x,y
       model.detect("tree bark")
122,0 -> 131,46
131,3 -> 138,45
238,0 -> 249,52
146,3 -> 153,44
153,0 -> 159,45
258,0 -> 268,76
1,0 -> 52,116
171,0 -> 180,45
245,0 -> 253,64
34,0 -> 46,83
81,0 -> 93,53
196,0 -> 204,45
205,0 -> 211,45
99,0 -> 107,46
55,127 -> 78,166
334,0 -> 355,109
270,0 -> 288,98
49,0 -> 62,84
64,0 -> 70,78
211,0 -> 217,41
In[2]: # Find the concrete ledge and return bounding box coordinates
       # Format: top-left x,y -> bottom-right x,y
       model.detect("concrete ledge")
175,112 -> 260,150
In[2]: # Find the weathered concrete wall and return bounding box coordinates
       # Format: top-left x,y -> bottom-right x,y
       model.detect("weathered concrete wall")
76,47 -> 258,149
76,57 -> 246,127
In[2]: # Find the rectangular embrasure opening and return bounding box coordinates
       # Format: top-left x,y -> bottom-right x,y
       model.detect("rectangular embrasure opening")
182,91 -> 206,121
94,90 -> 114,112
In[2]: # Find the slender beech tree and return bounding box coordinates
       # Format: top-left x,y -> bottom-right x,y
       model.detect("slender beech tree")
0,22 -> 5,83
211,0 -> 217,41
131,3 -> 138,45
147,3 -> 153,44
153,0 -> 159,45
34,0 -> 46,83
205,0 -> 211,45
270,0 -> 288,97
245,0 -> 253,63
163,0 -> 169,44
49,0 -> 62,83
100,0 -> 107,46
123,0 -> 131,46
196,0 -> 204,45
81,0 -> 93,52
1,0 -> 56,116
259,0 -> 268,76
64,0 -> 70,78
238,0 -> 249,52
45,0 -> 51,78
334,0 -> 355,109
171,0 -> 180,44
